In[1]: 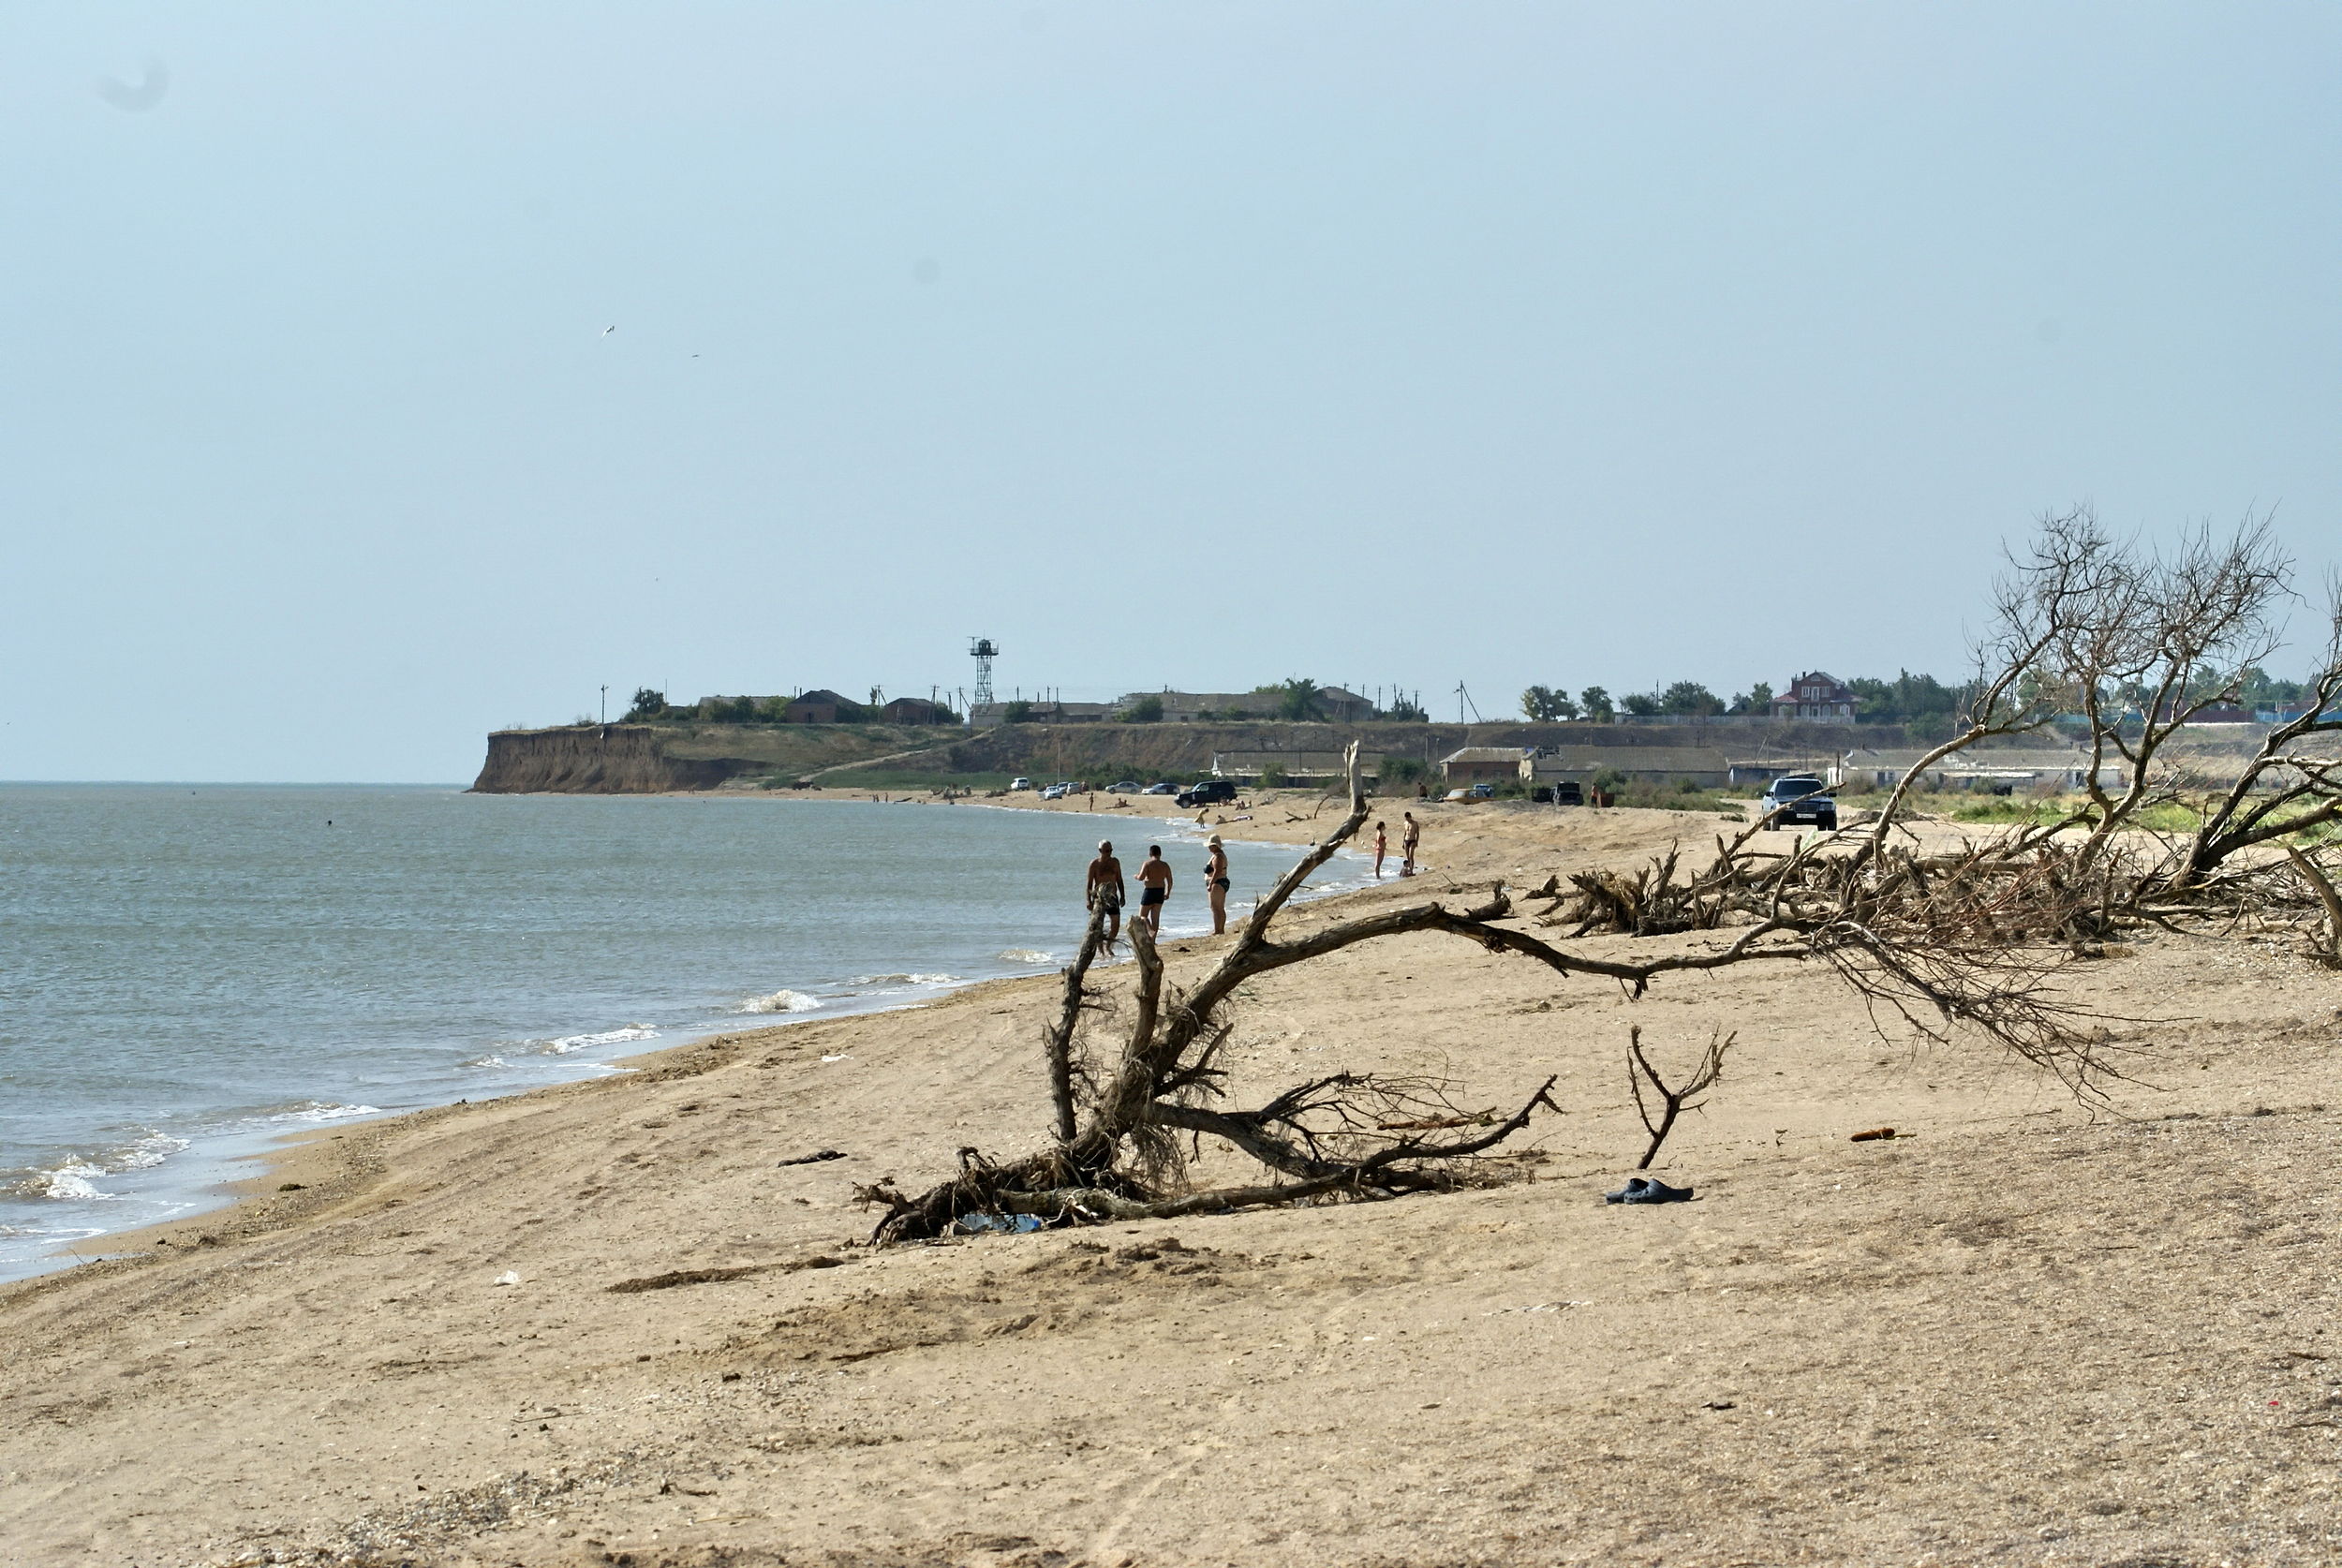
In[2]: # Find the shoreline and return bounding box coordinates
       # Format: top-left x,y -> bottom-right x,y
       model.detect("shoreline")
7,795 -> 2336,1563
16,794 -> 1380,1286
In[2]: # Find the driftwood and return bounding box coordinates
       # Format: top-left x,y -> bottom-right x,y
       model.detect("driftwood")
857,515 -> 2342,1242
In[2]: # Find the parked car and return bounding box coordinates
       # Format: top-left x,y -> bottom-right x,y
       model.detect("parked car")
1553,780 -> 1583,806
1142,782 -> 1178,796
1009,777 -> 1033,791
1468,782 -> 1496,799
1107,780 -> 1140,794
1039,782 -> 1071,801
1760,774 -> 1837,830
1176,779 -> 1238,807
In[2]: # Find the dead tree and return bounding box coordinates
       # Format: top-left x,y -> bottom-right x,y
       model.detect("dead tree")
1626,1026 -> 1729,1170
858,730 -> 2125,1241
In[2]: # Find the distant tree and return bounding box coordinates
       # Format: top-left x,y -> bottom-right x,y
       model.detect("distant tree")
1119,694 -> 1164,723
1002,700 -> 1033,724
1728,681 -> 1775,715
696,695 -> 755,723
1658,681 -> 1725,717
755,695 -> 793,722
1385,695 -> 1428,723
1378,757 -> 1429,785
1520,685 -> 1580,722
1579,686 -> 1614,720
1621,690 -> 1660,717
1256,677 -> 1325,722
2235,665 -> 2305,709
1845,671 -> 1964,727
1258,764 -> 1290,789
624,688 -> 668,722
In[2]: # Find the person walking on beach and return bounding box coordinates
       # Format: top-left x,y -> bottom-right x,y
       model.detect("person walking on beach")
1087,841 -> 1126,949
1401,812 -> 1421,877
1135,844 -> 1174,933
1372,821 -> 1388,880
1204,835 -> 1231,934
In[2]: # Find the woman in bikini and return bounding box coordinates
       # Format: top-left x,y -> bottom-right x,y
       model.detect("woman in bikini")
1372,821 -> 1387,880
1204,835 -> 1231,934
1135,844 -> 1175,932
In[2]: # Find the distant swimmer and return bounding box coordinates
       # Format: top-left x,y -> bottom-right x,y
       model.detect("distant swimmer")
1204,835 -> 1231,935
1372,821 -> 1387,880
1087,841 -> 1126,949
1135,844 -> 1174,933
1401,812 -> 1421,878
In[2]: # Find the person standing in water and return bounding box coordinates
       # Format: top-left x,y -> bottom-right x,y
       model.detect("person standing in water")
1135,844 -> 1175,932
1086,840 -> 1126,949
1401,812 -> 1421,877
1204,835 -> 1231,934
1372,821 -> 1388,880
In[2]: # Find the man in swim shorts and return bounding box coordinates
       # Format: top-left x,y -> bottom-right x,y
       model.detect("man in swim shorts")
1087,841 -> 1126,949
1401,812 -> 1420,877
1135,843 -> 1175,933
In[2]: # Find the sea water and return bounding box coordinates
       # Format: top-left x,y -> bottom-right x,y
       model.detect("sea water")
0,785 -> 1358,1280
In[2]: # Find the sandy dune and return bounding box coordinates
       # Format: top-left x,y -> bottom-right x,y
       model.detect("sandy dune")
6,799 -> 2340,1566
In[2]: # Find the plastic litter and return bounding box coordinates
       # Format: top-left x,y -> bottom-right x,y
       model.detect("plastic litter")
952,1212 -> 1045,1235
494,1270 -> 521,1285
1604,1176 -> 1694,1205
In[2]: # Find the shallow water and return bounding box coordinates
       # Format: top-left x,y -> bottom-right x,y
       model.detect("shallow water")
0,785 -> 1350,1279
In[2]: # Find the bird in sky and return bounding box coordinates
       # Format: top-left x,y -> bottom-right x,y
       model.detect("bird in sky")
601,325 -> 616,335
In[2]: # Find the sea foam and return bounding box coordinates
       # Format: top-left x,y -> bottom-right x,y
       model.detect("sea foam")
536,1026 -> 659,1055
737,990 -> 821,1014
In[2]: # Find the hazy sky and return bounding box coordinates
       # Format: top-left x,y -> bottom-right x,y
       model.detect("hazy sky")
6,4 -> 2336,780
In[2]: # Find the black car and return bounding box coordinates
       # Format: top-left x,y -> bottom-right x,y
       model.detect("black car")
1176,779 -> 1238,807
1760,774 -> 1836,830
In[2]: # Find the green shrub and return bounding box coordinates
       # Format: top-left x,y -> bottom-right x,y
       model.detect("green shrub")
1119,695 -> 1164,723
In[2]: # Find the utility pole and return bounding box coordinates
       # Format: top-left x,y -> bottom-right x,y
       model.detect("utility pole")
600,685 -> 608,725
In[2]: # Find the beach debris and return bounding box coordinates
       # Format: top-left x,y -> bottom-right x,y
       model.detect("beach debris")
1850,1127 -> 1899,1143
820,1054 -> 851,1064
607,1264 -> 767,1294
1702,1399 -> 1737,1411
777,1148 -> 848,1167
1626,1025 -> 1731,1170
493,1270 -> 521,1286
1604,1176 -> 1694,1205
955,1212 -> 1045,1235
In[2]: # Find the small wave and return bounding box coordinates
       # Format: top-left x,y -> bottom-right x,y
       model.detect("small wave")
535,1026 -> 659,1055
998,949 -> 1056,965
852,972 -> 961,988
109,1132 -> 190,1172
461,1055 -> 509,1069
737,990 -> 822,1014
21,1159 -> 115,1202
261,1101 -> 384,1124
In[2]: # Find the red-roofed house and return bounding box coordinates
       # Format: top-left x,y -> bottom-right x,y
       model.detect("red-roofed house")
1772,672 -> 1859,724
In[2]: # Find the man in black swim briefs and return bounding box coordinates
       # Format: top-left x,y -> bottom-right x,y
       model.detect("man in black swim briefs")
1134,843 -> 1175,932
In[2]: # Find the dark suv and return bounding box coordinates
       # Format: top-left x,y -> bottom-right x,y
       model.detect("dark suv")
1176,779 -> 1238,808
1760,775 -> 1836,830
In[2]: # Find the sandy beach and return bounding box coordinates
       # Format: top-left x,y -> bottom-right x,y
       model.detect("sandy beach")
6,796 -> 2340,1566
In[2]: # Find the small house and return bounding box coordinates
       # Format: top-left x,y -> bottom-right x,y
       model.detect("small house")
1441,747 -> 1537,786
881,697 -> 951,725
782,689 -> 855,724
1772,673 -> 1859,724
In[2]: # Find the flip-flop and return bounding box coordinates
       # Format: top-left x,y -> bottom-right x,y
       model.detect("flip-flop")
1605,1176 -> 1695,1204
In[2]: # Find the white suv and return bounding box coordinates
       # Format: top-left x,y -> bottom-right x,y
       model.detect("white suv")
1009,777 -> 1033,791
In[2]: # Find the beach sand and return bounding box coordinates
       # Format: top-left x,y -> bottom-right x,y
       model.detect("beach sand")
5,798 -> 2340,1566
